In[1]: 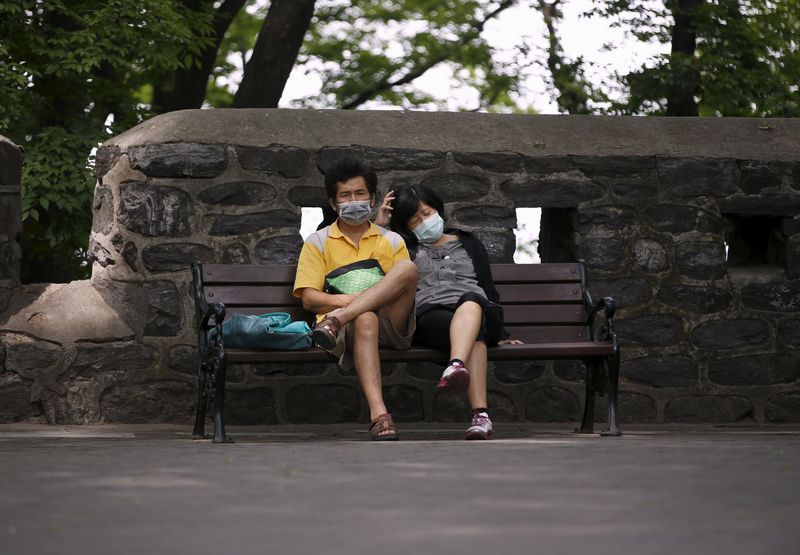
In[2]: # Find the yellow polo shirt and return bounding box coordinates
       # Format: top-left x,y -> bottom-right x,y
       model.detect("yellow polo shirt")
293,221 -> 410,320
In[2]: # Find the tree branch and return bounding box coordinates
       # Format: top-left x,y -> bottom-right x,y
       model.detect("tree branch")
341,0 -> 518,109
539,0 -> 592,114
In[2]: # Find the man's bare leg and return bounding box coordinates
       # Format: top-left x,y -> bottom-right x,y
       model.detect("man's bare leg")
327,260 -> 417,333
348,312 -> 394,437
466,340 -> 489,409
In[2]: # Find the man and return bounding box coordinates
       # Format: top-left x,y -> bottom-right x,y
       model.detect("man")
293,157 -> 417,441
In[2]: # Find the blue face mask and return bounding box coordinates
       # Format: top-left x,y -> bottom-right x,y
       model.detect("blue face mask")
413,213 -> 444,244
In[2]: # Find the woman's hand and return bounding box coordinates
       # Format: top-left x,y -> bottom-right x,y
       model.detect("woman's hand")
498,339 -> 524,345
373,190 -> 394,227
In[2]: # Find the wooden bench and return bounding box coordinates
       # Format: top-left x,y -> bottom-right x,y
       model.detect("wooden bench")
190,260 -> 621,443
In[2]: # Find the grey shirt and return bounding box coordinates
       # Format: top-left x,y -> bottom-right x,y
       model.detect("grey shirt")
414,240 -> 487,308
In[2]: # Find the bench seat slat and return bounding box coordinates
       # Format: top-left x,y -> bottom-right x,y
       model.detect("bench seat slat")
222,304 -> 585,325
504,325 -> 589,343
225,341 -> 613,364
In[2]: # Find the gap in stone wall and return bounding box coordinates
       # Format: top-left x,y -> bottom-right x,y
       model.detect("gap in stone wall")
513,207 -> 541,264
300,207 -> 324,240
538,207 -> 578,263
723,213 -> 787,270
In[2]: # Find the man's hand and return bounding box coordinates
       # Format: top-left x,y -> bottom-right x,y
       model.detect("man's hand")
373,190 -> 394,227
498,339 -> 524,345
336,294 -> 357,308
300,288 -> 358,315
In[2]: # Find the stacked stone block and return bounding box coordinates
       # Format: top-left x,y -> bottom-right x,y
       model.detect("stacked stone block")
1,111 -> 799,426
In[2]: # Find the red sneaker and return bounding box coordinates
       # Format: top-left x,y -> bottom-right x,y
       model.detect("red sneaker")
465,411 -> 492,440
436,361 -> 470,392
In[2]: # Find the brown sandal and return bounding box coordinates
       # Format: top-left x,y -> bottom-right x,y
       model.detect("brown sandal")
312,315 -> 341,350
369,413 -> 399,441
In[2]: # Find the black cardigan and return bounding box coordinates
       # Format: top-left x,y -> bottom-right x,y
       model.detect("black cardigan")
455,230 -> 502,305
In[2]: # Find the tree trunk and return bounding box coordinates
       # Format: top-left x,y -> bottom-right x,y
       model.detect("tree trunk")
232,0 -> 317,108
666,0 -> 702,116
152,0 -> 247,114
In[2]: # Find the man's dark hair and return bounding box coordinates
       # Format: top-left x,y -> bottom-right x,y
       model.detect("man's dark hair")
323,156 -> 378,201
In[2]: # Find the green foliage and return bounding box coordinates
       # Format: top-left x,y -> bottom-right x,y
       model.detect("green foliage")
294,0 -> 528,111
201,0 -> 535,111
591,0 -> 800,116
18,124 -> 99,283
539,0 -> 608,114
0,0 -> 214,281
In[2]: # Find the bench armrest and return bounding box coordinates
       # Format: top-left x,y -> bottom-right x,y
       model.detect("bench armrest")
200,302 -> 227,331
588,296 -> 618,346
192,261 -> 227,348
578,260 -> 618,346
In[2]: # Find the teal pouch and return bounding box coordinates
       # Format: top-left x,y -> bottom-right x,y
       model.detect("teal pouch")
208,312 -> 312,350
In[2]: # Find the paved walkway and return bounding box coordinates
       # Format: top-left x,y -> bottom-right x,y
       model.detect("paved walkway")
1,423 -> 799,555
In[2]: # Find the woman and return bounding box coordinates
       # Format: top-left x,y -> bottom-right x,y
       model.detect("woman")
384,185 -> 521,440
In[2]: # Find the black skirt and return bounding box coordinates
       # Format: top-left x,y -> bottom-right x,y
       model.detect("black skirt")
414,292 -> 506,351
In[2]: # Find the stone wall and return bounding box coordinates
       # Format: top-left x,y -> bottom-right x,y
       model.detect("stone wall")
1,111 -> 799,426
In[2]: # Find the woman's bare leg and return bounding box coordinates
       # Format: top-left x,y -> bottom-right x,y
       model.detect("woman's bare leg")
466,341 -> 488,409
448,301 -> 482,361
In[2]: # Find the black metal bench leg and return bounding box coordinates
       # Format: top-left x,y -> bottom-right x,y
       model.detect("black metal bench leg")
601,351 -> 622,437
191,362 -> 208,439
212,356 -> 234,444
577,361 -> 596,434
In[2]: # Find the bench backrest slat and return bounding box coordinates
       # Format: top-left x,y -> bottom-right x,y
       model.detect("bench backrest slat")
205,282 -> 584,308
204,285 -> 299,306
502,305 -> 586,325
490,263 -> 581,283
201,263 -> 583,285
495,283 -> 582,304
202,264 -> 297,284
225,306 -> 310,321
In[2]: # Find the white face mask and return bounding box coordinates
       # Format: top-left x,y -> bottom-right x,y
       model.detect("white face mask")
413,213 -> 444,244
338,200 -> 372,225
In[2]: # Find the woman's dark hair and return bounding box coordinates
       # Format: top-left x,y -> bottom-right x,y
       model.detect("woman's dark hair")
389,185 -> 446,257
323,156 -> 377,201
